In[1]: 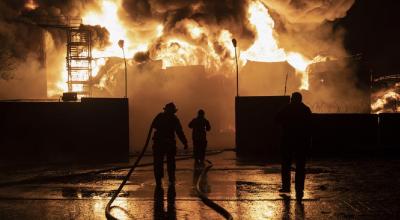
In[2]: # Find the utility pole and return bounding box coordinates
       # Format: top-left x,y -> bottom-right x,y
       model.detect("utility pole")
232,38 -> 239,97
284,72 -> 289,95
118,40 -> 128,98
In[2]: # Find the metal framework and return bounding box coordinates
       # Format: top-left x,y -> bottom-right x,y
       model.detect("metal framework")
36,16 -> 93,96
66,28 -> 92,95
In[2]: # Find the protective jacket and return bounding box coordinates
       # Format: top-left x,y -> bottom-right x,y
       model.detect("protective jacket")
189,117 -> 211,142
152,112 -> 187,145
276,102 -> 312,147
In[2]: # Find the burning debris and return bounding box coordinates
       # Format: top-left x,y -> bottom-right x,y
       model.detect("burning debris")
371,82 -> 400,114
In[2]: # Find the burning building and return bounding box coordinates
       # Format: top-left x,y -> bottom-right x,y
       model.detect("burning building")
306,56 -> 371,113
0,0 -> 358,149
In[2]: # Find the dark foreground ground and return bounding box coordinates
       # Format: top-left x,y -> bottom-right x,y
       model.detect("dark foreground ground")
0,150 -> 399,219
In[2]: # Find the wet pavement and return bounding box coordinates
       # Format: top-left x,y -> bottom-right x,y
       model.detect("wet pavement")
0,150 -> 400,219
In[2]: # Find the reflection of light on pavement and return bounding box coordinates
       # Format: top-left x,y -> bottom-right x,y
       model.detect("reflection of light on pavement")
111,199 -> 131,220
93,197 -> 105,215
262,208 -> 274,218
240,201 -> 277,219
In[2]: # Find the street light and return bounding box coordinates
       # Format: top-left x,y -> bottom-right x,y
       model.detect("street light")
232,38 -> 239,97
118,39 -> 128,98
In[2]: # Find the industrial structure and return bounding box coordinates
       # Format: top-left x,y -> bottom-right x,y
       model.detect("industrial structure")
37,16 -> 93,96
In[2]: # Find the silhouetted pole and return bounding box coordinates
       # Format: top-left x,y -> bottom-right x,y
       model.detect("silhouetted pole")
232,38 -> 239,97
284,72 -> 288,95
118,39 -> 128,98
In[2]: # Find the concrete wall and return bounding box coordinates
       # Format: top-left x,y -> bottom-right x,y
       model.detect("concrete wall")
235,96 -> 290,161
0,98 -> 129,163
312,114 -> 379,155
378,113 -> 400,151
235,96 -> 399,159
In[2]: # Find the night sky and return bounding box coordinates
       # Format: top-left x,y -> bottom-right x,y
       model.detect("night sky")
338,0 -> 400,75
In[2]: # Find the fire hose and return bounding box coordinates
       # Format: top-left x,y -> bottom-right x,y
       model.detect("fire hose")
104,125 -> 234,219
105,125 -> 154,220
195,160 -> 233,220
0,126 -> 234,219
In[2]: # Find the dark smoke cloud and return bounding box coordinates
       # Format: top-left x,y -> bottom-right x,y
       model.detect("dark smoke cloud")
133,51 -> 150,63
81,24 -> 110,49
0,46 -> 17,80
120,0 -> 256,49
261,0 -> 355,58
257,0 -> 365,114
262,0 -> 355,24
23,0 -> 110,49
34,0 -> 100,17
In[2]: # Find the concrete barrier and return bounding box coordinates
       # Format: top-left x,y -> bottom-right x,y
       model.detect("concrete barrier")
378,113 -> 400,152
0,98 -> 129,163
235,96 -> 290,161
235,96 -> 382,159
311,114 -> 379,155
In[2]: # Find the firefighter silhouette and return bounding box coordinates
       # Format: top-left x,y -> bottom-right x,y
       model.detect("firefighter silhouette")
276,92 -> 312,201
189,109 -> 211,166
151,102 -> 188,187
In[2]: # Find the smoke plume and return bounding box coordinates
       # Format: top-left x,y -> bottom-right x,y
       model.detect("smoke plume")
262,0 -> 355,58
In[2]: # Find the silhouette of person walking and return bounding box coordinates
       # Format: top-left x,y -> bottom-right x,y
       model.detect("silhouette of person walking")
151,102 -> 188,187
189,109 -> 211,166
276,92 -> 312,201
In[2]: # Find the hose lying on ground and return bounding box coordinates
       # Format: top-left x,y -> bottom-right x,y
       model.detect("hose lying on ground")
105,126 -> 153,220
196,160 -> 234,220
0,150 -> 227,188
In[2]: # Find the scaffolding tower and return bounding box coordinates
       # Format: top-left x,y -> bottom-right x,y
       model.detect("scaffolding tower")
66,28 -> 92,95
36,16 -> 93,96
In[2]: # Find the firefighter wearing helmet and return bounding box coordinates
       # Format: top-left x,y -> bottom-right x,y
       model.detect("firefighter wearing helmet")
151,102 -> 188,187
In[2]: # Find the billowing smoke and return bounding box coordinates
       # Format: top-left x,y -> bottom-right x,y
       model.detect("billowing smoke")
262,0 -> 355,58
259,0 -> 369,113
0,1 -> 47,98
119,0 -> 257,72
133,51 -> 150,63
120,0 -> 255,45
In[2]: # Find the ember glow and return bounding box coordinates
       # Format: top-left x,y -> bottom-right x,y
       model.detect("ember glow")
24,0 -> 38,11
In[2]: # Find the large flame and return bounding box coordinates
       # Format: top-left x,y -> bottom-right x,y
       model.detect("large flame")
83,0 -> 136,58
243,1 -> 312,90
54,0 -> 315,95
24,0 -> 39,11
242,1 -> 286,62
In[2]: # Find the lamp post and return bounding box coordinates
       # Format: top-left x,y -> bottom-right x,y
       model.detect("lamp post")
118,39 -> 128,98
232,38 -> 239,97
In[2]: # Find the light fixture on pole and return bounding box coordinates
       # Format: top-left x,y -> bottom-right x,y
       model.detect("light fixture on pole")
118,39 -> 128,98
232,38 -> 239,97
